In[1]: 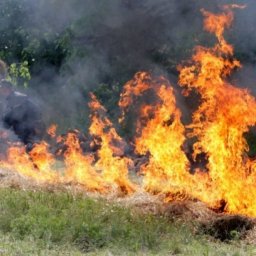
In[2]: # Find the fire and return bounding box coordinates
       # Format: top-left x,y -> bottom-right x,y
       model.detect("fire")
62,131 -> 108,192
119,72 -> 215,203
47,124 -> 57,138
0,94 -> 136,194
179,5 -> 256,216
119,73 -> 189,192
89,93 -> 135,194
1,142 -> 58,183
119,72 -> 151,124
1,4 -> 256,217
135,77 -> 190,192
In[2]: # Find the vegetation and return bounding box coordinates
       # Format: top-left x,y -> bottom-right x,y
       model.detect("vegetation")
0,187 -> 254,255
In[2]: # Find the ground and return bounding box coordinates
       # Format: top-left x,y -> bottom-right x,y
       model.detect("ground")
0,174 -> 255,256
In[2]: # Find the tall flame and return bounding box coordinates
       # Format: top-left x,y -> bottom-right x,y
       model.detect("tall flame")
119,72 -> 214,202
136,78 -> 190,191
89,93 -> 135,194
179,5 -> 256,215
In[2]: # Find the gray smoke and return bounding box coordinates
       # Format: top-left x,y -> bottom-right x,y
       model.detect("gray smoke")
1,0 -> 255,132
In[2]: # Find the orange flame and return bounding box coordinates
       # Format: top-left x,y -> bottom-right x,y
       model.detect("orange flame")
119,72 -> 151,124
134,75 -> 190,193
2,142 -> 58,183
119,73 -> 213,202
47,124 -> 57,138
89,93 -> 135,194
179,6 -> 256,216
63,131 -> 107,191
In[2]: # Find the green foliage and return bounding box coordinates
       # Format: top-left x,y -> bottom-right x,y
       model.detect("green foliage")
6,61 -> 31,87
0,0 -> 72,78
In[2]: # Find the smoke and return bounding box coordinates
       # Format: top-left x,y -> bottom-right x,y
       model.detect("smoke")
1,0 -> 256,132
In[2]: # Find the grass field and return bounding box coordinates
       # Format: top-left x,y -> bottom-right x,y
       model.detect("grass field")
0,188 -> 255,255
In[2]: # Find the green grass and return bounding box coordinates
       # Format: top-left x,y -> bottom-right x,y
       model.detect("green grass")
0,188 -> 255,255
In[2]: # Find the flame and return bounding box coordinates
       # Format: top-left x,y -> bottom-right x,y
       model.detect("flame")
47,124 -> 57,138
119,73 -> 213,202
134,75 -> 190,193
89,93 -> 135,194
1,142 -> 58,183
0,94 -> 136,194
119,72 -> 151,124
62,131 -> 107,191
179,5 -> 256,216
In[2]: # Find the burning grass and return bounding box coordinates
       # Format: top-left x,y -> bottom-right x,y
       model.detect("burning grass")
0,4 -> 256,219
